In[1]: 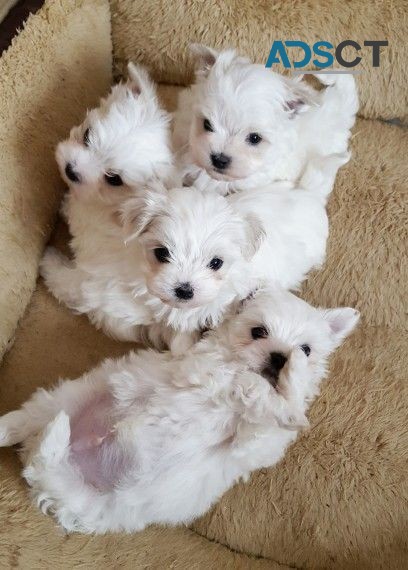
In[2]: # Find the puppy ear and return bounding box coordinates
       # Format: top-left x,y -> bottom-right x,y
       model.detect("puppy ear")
121,186 -> 167,242
321,307 -> 360,348
127,62 -> 156,98
235,287 -> 260,314
189,44 -> 219,78
283,77 -> 318,117
242,213 -> 266,260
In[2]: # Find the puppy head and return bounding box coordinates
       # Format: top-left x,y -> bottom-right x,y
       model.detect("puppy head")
122,184 -> 264,309
188,45 -> 317,183
56,63 -> 172,202
226,286 -> 360,387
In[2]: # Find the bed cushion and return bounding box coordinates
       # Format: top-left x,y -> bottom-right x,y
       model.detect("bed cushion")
0,0 -> 112,359
109,0 -> 408,123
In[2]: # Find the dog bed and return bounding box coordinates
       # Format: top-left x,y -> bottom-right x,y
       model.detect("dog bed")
0,1 -> 407,568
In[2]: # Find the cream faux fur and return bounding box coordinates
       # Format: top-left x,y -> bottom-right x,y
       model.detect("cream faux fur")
0,1 -> 407,569
0,0 -> 112,358
110,0 -> 408,123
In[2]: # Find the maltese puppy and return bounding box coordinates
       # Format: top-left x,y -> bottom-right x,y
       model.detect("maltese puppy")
41,183 -> 264,353
40,63 -> 176,344
173,45 -> 358,195
56,62 -> 173,206
0,287 -> 359,533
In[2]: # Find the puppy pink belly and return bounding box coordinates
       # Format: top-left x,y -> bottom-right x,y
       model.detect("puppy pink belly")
69,393 -> 131,491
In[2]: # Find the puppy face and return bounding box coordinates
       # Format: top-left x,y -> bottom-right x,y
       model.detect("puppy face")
188,45 -> 315,183
123,186 -> 264,310
56,64 -> 172,202
227,287 -> 360,386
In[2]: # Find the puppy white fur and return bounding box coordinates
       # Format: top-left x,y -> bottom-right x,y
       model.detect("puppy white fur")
40,64 -> 176,344
0,288 -> 359,533
173,45 -> 358,195
56,62 -> 173,205
42,182 -> 263,352
41,148 -> 344,353
230,151 -> 350,292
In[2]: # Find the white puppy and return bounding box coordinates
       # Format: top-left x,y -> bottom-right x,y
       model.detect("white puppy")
40,63 -> 176,343
56,62 -> 173,206
0,287 -> 359,533
173,45 -> 358,195
42,183 -> 263,352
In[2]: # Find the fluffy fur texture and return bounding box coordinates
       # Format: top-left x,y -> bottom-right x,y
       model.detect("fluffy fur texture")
110,0 -> 407,123
228,152 -> 350,291
0,0 -> 112,358
0,288 -> 359,533
40,65 -> 178,346
173,45 -> 357,195
55,62 -> 173,203
41,181 -> 263,353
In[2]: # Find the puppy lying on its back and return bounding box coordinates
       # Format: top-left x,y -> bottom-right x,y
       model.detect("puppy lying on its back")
0,287 -> 359,533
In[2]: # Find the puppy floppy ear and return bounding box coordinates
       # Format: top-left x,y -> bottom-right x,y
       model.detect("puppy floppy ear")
283,77 -> 318,117
235,286 -> 261,314
242,213 -> 266,260
190,44 -> 219,78
121,186 -> 167,243
321,307 -> 360,349
127,62 -> 157,98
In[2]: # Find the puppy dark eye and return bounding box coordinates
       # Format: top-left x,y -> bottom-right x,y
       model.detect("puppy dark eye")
203,118 -> 214,132
251,326 -> 268,340
246,133 -> 262,145
208,257 -> 223,271
154,247 -> 170,263
83,128 -> 91,147
104,172 -> 123,186
300,344 -> 311,357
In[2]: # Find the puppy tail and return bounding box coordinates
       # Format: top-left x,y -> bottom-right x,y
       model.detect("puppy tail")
299,152 -> 351,202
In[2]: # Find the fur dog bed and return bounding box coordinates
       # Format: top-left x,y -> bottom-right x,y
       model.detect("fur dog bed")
0,1 -> 407,568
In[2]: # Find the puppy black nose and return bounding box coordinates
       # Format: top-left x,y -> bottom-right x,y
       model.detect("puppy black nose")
174,283 -> 194,301
65,162 -> 81,183
269,352 -> 287,372
210,152 -> 231,171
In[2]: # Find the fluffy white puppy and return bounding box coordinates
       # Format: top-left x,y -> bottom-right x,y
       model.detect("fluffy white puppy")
41,183 -> 263,352
56,62 -> 173,206
40,63 -> 176,343
173,45 -> 358,195
0,287 -> 359,533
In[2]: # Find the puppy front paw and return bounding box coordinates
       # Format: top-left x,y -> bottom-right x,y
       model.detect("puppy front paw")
278,348 -> 308,397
